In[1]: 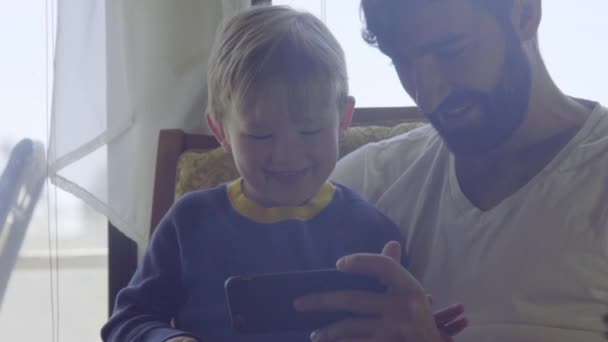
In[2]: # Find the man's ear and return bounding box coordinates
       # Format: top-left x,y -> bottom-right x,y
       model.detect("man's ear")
339,96 -> 355,139
206,112 -> 231,153
511,0 -> 541,43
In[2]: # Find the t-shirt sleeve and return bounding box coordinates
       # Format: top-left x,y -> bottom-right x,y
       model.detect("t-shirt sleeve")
101,208 -> 198,342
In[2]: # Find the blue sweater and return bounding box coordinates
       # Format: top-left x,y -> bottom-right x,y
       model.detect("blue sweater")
102,180 -> 403,342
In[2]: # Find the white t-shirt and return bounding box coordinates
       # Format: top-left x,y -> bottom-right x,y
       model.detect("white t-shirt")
331,103 -> 608,341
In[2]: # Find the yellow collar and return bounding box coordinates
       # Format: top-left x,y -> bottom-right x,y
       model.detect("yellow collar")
226,178 -> 336,224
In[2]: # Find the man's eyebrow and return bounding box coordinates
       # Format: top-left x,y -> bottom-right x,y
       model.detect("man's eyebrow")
384,33 -> 470,61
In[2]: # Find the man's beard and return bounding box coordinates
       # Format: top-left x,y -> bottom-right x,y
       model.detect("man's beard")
426,35 -> 532,157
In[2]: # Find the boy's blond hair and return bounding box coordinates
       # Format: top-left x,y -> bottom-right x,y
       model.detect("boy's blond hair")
206,5 -> 349,122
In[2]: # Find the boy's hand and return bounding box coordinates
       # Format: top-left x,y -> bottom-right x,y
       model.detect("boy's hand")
165,337 -> 198,342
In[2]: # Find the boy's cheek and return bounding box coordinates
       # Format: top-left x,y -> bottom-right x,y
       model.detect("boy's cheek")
314,137 -> 340,158
234,143 -> 267,162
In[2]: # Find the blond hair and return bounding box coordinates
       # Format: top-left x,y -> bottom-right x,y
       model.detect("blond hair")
206,5 -> 349,122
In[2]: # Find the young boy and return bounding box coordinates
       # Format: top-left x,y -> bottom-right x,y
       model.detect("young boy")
102,6 -> 464,342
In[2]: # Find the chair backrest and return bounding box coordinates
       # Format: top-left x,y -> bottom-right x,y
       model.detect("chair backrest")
149,106 -> 424,233
0,139 -> 46,307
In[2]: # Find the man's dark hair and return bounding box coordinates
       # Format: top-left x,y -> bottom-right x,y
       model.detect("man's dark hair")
361,0 -> 515,50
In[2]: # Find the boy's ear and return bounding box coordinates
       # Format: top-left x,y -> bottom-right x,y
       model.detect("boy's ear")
339,96 -> 355,139
206,112 -> 232,153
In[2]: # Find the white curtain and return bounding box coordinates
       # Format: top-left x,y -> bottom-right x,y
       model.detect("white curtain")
49,0 -> 250,250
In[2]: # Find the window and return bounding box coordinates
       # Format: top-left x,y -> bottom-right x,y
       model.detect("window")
273,0 -> 608,107
539,2 -> 608,106
274,0 -> 414,107
0,2 -> 108,341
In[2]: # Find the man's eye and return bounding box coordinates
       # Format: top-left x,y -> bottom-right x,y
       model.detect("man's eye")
301,129 -> 322,136
247,133 -> 273,140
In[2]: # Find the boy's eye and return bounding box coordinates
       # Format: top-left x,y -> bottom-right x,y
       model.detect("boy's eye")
246,133 -> 273,140
301,129 -> 322,136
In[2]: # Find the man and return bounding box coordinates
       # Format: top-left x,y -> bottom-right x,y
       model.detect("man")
296,0 -> 608,341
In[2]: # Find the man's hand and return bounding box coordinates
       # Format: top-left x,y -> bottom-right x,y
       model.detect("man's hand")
165,337 -> 198,342
294,241 -> 466,341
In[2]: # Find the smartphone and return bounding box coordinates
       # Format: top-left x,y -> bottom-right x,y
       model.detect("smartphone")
224,268 -> 386,334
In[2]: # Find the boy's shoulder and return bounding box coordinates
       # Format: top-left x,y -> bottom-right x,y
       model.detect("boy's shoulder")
177,180 -> 231,202
331,182 -> 371,204
168,183 -> 231,221
330,182 -> 398,227
329,182 -> 404,251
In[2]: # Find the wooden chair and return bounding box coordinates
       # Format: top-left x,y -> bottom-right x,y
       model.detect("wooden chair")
109,106 -> 424,312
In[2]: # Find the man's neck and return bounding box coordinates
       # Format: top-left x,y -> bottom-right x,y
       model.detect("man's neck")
454,71 -> 593,210
455,121 -> 581,210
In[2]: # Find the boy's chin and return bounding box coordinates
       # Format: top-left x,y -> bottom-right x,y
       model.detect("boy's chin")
264,182 -> 322,206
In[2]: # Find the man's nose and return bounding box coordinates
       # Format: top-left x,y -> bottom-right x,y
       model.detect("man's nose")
412,59 -> 451,114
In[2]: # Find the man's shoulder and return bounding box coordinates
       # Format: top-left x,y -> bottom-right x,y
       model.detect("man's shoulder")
561,102 -> 608,171
331,124 -> 447,204
333,124 -> 444,181
369,123 -> 439,152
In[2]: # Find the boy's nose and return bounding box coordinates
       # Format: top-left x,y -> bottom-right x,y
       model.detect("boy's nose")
271,131 -> 303,164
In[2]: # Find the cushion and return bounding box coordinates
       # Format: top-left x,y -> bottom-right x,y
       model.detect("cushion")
174,121 -> 426,199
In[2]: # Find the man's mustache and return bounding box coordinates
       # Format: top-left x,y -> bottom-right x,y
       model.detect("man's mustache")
427,91 -> 485,119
